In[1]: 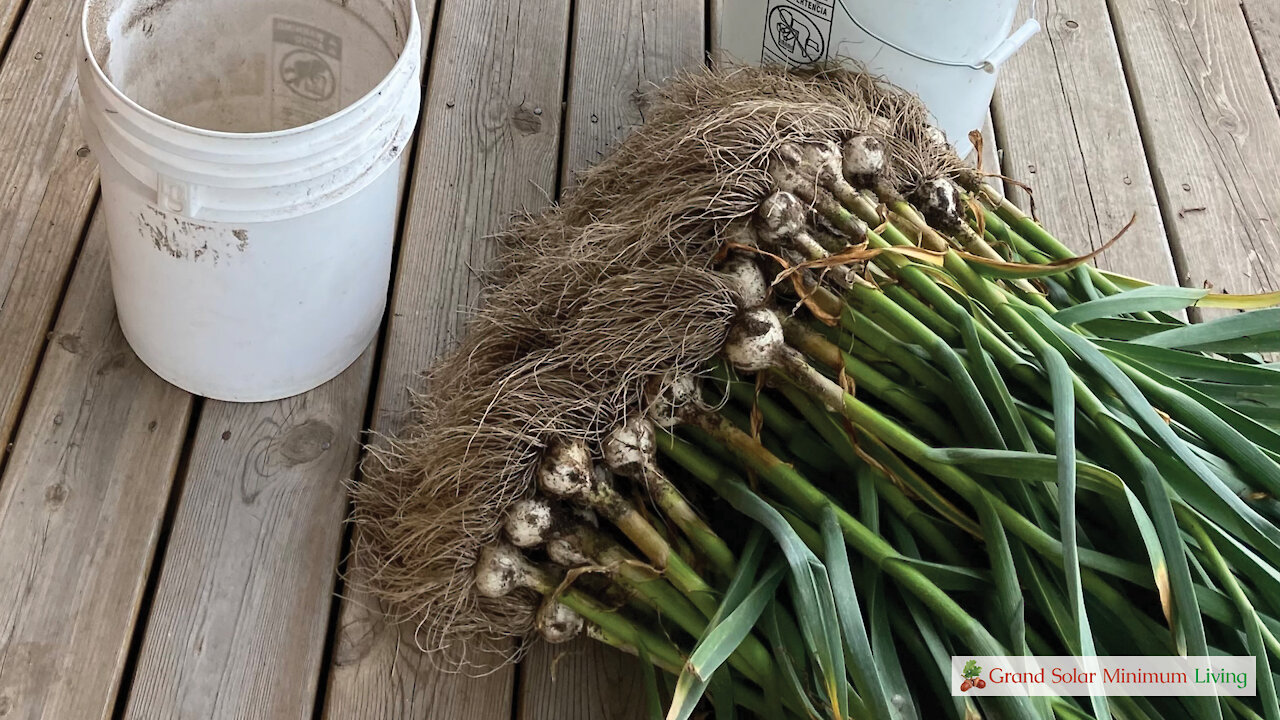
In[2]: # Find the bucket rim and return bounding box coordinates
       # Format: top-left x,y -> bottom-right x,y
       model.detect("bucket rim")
80,0 -> 421,141
835,0 -> 1035,70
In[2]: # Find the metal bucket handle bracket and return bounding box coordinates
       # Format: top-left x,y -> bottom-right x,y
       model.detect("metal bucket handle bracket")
839,0 -> 1041,73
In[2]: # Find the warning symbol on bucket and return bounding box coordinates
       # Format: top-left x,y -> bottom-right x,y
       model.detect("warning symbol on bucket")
280,50 -> 336,101
272,18 -> 343,128
761,0 -> 834,67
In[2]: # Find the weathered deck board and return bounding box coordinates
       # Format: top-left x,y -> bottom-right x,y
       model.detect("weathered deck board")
0,214 -> 193,720
1243,0 -> 1280,106
558,0 -> 704,189
1107,0 -> 1280,296
994,0 -> 1176,285
0,0 -> 100,464
0,0 -> 28,60
516,0 -> 702,716
517,643 -> 652,720
979,112 -> 1004,197
122,350 -> 372,720
322,0 -> 573,717
0,2 -> 1277,719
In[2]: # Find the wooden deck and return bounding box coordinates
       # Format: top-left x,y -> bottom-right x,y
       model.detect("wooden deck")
0,0 -> 1278,717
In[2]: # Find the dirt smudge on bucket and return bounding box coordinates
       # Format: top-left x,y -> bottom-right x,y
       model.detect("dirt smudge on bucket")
138,205 -> 249,265
124,0 -> 176,33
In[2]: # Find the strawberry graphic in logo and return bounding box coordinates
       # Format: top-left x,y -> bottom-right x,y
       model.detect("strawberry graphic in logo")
960,660 -> 985,691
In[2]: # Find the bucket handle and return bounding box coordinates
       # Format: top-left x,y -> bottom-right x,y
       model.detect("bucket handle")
157,174 -> 201,217
838,0 -> 1041,74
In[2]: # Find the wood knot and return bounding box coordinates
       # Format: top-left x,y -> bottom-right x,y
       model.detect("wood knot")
45,483 -> 68,508
510,106 -> 542,135
57,333 -> 82,354
95,353 -> 129,376
332,608 -> 381,666
279,419 -> 335,466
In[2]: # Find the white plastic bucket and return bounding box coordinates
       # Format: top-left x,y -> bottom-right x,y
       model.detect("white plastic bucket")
78,0 -> 422,402
717,0 -> 1040,156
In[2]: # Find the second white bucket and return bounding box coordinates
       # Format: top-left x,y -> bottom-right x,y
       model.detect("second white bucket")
717,0 -> 1040,156
79,0 -> 422,402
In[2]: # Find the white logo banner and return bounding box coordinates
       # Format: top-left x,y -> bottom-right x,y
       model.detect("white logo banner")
950,656 -> 1256,697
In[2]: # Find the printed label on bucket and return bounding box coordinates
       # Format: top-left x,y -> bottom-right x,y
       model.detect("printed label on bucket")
272,18 -> 343,128
760,0 -> 834,67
